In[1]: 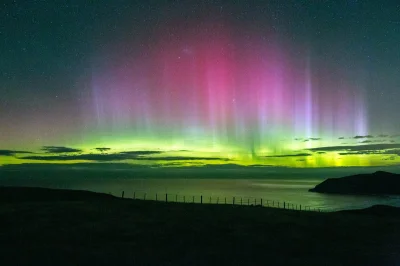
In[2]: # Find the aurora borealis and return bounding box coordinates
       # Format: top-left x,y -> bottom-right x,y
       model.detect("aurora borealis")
1,1 -> 400,168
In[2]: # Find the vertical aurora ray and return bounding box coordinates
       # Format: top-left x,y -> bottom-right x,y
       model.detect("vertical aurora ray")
82,22 -> 370,165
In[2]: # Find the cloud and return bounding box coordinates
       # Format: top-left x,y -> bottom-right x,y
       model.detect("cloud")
353,135 -> 374,139
41,146 -> 82,153
119,151 -> 163,156
0,150 -> 33,156
264,153 -> 311,158
308,143 -> 400,152
95,147 -> 111,152
22,153 -> 151,162
383,156 -> 397,161
359,140 -> 373,143
298,138 -> 321,142
134,156 -> 228,161
338,149 -> 400,156
20,150 -> 227,162
22,154 -> 123,161
338,137 -> 345,140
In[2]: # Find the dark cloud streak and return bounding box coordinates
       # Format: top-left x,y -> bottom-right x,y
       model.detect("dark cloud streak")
0,150 -> 33,156
41,146 -> 82,153
95,148 -> 111,152
20,151 -> 227,162
308,143 -> 400,152
264,153 -> 311,158
353,135 -> 374,139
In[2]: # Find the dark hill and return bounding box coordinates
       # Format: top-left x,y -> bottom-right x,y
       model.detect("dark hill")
0,186 -> 116,203
309,171 -> 400,195
1,186 -> 400,265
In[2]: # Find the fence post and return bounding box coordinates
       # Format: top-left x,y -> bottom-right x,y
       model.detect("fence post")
122,191 -> 124,199
133,192 -> 136,199
283,202 -> 286,209
201,195 -> 203,204
209,196 -> 212,203
166,193 -> 168,203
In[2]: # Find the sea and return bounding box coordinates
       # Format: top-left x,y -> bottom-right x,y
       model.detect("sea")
2,169 -> 400,211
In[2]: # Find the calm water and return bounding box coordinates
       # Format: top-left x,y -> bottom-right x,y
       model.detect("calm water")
3,175 -> 400,211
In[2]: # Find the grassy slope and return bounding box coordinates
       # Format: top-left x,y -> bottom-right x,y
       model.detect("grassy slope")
0,187 -> 399,266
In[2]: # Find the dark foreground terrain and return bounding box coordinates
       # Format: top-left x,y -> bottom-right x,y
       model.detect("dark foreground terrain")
0,187 -> 399,266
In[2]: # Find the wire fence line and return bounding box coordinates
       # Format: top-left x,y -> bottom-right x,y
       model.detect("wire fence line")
115,190 -> 324,212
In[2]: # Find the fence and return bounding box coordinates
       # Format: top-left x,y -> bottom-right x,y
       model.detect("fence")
115,191 -> 323,212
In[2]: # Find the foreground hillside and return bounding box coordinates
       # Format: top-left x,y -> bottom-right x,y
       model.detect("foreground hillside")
0,186 -> 399,266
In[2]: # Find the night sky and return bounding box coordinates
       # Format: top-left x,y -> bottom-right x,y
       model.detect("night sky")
1,0 -> 400,168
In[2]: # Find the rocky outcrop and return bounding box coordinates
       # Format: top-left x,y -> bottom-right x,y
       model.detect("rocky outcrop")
309,171 -> 400,195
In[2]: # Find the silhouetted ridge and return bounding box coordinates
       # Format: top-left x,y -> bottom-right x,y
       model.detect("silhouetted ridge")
0,186 -> 117,203
373,171 -> 394,175
309,171 -> 400,195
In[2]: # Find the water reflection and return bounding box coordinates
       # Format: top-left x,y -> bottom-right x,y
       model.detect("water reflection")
4,176 -> 398,211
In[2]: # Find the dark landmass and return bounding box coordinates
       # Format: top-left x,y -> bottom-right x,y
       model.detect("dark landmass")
0,186 -> 117,203
309,171 -> 400,195
0,186 -> 399,265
